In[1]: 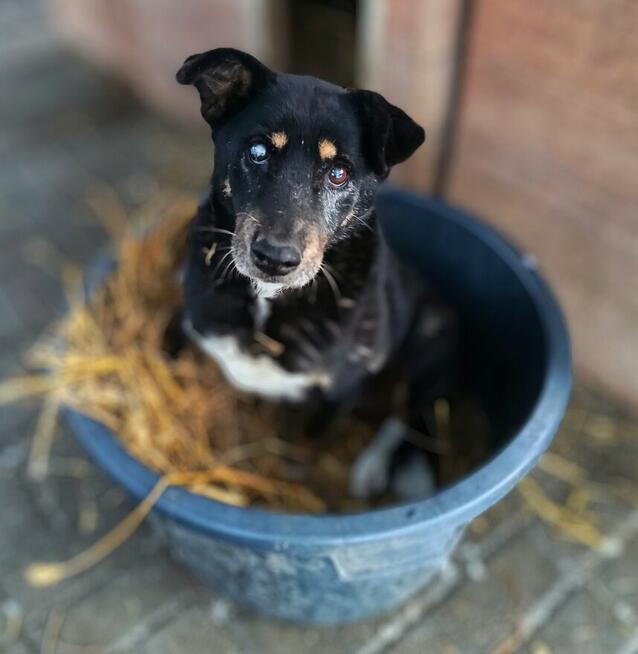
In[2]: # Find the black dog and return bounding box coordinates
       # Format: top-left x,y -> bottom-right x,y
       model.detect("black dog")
177,48 -> 456,498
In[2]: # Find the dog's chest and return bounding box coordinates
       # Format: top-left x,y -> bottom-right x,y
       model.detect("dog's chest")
189,329 -> 327,401
185,298 -> 375,403
185,288 -> 333,401
183,255 -> 395,402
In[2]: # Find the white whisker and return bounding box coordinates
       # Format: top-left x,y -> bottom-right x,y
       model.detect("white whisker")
309,277 -> 319,304
220,260 -> 236,283
320,263 -> 342,304
351,213 -> 374,232
211,249 -> 234,279
235,212 -> 261,226
321,261 -> 343,282
195,226 -> 236,237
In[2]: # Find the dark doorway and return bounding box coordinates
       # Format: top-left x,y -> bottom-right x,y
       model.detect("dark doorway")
287,0 -> 358,88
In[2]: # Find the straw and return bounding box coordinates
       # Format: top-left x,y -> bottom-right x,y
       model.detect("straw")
517,477 -> 606,550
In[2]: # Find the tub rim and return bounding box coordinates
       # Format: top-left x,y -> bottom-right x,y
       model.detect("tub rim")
66,188 -> 572,549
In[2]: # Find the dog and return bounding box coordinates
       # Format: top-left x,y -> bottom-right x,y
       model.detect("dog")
176,48 -> 456,499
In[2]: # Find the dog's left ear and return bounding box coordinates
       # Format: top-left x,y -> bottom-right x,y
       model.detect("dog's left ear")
176,48 -> 274,128
350,90 -> 425,177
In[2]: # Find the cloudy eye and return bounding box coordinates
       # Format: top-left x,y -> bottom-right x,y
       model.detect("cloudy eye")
327,164 -> 350,187
248,141 -> 269,164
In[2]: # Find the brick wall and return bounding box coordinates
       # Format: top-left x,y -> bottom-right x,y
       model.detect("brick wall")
448,0 -> 638,409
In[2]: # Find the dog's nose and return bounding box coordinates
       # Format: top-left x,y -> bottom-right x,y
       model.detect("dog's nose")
251,238 -> 301,276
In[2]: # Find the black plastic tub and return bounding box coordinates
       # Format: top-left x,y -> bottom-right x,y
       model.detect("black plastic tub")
67,188 -> 572,624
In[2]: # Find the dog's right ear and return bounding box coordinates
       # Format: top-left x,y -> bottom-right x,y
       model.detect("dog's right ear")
176,48 -> 274,128
349,90 -> 425,177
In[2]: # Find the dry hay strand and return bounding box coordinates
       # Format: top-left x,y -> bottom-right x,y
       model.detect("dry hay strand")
517,476 -> 606,551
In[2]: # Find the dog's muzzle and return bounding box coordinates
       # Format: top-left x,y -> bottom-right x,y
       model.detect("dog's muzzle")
250,237 -> 301,277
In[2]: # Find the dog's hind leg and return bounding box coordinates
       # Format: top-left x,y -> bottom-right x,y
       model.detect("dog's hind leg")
349,417 -> 437,500
349,300 -> 458,501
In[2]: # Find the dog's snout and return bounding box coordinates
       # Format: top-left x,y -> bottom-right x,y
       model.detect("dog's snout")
251,238 -> 301,276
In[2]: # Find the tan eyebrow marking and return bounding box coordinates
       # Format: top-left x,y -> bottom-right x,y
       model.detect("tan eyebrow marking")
222,177 -> 232,197
270,131 -> 288,149
318,138 -> 337,160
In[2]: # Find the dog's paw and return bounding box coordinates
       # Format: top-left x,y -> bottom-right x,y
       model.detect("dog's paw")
390,449 -> 436,499
349,417 -> 435,501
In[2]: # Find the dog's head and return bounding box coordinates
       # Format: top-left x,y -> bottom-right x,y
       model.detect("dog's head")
177,48 -> 424,292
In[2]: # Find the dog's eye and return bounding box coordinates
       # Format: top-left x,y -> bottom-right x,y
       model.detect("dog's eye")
248,141 -> 269,164
327,165 -> 350,187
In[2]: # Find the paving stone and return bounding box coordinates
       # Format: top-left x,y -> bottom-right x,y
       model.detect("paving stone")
460,486 -> 531,554
0,288 -> 24,342
552,429 -> 638,497
1,448 -> 166,642
3,146 -> 89,199
0,24 -> 55,75
23,213 -> 108,269
0,186 -> 59,240
0,473 -> 90,575
139,601 -> 243,654
0,435 -> 30,472
228,606 -> 392,654
553,389 -> 637,486
390,522 -> 561,654
0,200 -> 37,242
0,55 -> 118,137
64,125 -> 156,186
0,588 -> 28,652
0,474 -> 38,570
12,528 -> 168,646
0,275 -> 65,346
0,0 -> 42,26
55,561 -> 196,650
523,502 -> 637,580
3,642 -> 35,654
597,535 -> 638,623
521,588 -> 634,654
5,426 -> 146,547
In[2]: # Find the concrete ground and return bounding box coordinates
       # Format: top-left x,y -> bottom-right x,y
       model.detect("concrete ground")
1,2 -> 637,653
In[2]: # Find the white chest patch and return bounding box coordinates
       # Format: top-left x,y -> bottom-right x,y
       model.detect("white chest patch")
253,295 -> 271,330
252,280 -> 285,299
185,322 -> 329,401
